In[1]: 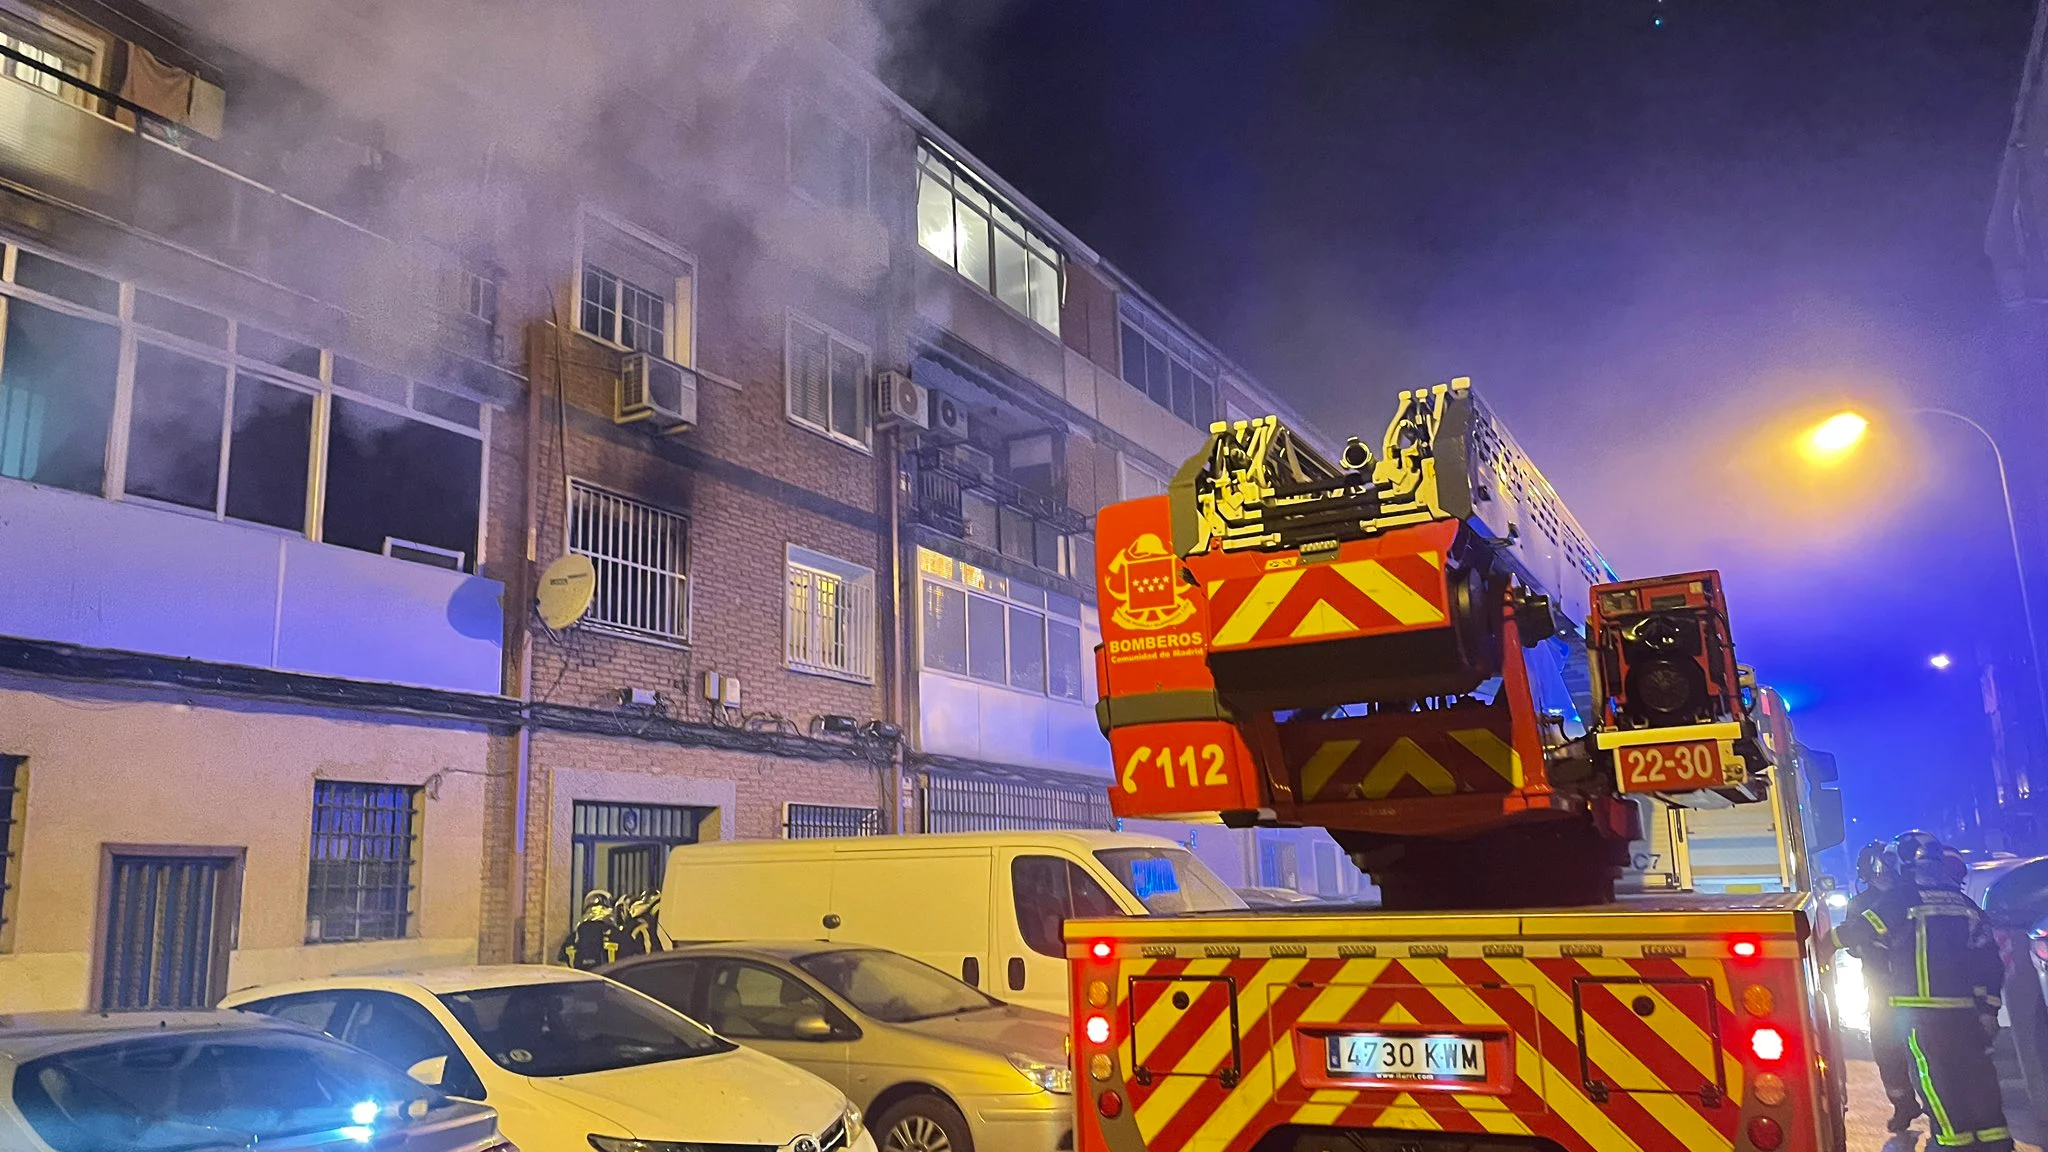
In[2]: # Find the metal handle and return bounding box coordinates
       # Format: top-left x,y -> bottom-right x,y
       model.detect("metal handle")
1008,956 -> 1025,991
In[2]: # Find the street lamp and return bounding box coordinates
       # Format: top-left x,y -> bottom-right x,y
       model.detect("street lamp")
1802,407 -> 2048,742
1930,653 -> 1954,671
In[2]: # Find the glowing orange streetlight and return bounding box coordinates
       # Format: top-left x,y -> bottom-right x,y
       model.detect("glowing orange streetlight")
1798,411 -> 1870,465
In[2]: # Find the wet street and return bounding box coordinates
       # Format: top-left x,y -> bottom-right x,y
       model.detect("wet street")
1846,1030 -> 2044,1151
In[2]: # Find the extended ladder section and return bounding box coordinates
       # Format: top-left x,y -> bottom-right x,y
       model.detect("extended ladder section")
1095,379 -> 1770,909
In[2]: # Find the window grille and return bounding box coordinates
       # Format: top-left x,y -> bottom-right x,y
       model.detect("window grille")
568,481 -> 690,642
306,781 -> 420,943
920,774 -> 1113,834
784,803 -> 882,839
0,755 -> 21,942
787,557 -> 876,681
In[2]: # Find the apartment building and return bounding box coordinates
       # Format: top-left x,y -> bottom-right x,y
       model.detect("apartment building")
0,0 -> 513,1010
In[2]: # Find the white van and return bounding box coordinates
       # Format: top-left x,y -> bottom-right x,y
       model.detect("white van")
659,830 -> 1244,1016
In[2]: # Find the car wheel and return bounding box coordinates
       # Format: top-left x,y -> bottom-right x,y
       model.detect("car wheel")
875,1094 -> 973,1152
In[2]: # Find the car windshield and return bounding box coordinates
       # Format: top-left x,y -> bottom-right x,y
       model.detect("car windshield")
438,978 -> 733,1078
12,1028 -> 438,1152
1095,847 -> 1245,914
796,948 -> 1003,1023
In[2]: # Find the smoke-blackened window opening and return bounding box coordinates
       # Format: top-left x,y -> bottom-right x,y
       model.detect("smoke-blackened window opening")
786,315 -> 870,449
789,95 -> 868,211
0,1 -> 103,112
223,372 -> 313,532
915,141 -> 1061,336
13,250 -> 115,312
574,213 -> 693,364
0,295 -> 117,496
323,396 -> 482,573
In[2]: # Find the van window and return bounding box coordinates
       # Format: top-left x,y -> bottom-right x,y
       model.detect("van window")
1012,855 -> 1121,958
1095,847 -> 1242,914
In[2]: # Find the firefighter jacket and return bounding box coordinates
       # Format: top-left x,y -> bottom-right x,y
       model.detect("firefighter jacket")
1830,882 -> 2003,1013
557,914 -> 623,971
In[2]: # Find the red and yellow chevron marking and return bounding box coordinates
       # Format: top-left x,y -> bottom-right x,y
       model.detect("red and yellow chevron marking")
1200,549 -> 1449,651
1085,945 -> 1817,1152
1280,710 -> 1521,802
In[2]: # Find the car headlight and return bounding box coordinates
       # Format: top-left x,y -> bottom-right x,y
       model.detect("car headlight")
1008,1051 -> 1075,1094
1832,951 -> 1870,1035
841,1101 -> 865,1145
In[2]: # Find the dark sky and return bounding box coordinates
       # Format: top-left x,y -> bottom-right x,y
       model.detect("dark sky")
902,0 -> 2045,845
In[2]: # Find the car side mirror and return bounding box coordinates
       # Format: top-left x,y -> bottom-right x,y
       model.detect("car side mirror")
406,1056 -> 448,1087
792,1014 -> 835,1040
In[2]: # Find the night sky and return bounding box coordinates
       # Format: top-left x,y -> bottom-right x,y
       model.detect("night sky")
899,0 -> 2044,844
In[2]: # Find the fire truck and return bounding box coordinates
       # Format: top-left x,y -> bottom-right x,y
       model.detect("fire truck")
1070,380 -> 1848,1152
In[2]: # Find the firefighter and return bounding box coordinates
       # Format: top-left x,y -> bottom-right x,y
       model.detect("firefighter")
1843,839 -> 1921,1132
557,888 -> 624,970
1835,831 -> 2010,1151
617,890 -> 664,958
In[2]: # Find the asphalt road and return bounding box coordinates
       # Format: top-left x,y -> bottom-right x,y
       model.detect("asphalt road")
1845,1029 -> 2041,1151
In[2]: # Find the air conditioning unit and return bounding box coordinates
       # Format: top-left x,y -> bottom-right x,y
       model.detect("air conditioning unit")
928,392 -> 968,442
939,443 -> 996,484
876,371 -> 928,429
616,352 -> 698,434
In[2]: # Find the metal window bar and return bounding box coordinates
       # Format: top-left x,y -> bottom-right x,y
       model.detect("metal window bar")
100,854 -> 233,1011
569,801 -> 705,916
306,781 -> 419,943
920,775 -> 1114,834
785,803 -> 882,839
787,564 -> 875,681
568,482 -> 690,642
0,755 -> 20,937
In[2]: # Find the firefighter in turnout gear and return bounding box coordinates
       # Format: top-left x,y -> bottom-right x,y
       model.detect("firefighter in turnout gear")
557,888 -> 624,971
1845,839 -> 1922,1132
1833,832 -> 2011,1151
616,890 -> 664,958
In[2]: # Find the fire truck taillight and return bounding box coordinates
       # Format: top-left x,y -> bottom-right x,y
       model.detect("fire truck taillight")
1748,1025 -> 1786,1064
1751,1072 -> 1787,1107
1097,1090 -> 1124,1119
1746,1116 -> 1785,1151
1090,940 -> 1113,960
1729,936 -> 1761,960
1085,1014 -> 1111,1045
1086,981 -> 1110,1008
1742,984 -> 1775,1016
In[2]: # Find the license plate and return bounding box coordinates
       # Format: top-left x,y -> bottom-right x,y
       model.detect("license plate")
1616,740 -> 1727,793
1325,1033 -> 1487,1082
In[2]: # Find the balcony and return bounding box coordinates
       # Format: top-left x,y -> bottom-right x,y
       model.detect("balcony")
0,50 -> 499,373
908,446 -> 1092,589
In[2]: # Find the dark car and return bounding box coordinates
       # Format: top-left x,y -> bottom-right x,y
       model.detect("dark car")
1979,857 -> 2048,1127
0,1010 -> 512,1152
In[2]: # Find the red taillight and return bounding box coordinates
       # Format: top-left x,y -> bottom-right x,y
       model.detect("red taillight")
1749,1025 -> 1786,1064
1085,1014 -> 1111,1045
1730,936 -> 1761,960
1090,940 -> 1113,960
1098,1089 -> 1124,1118
1747,1116 -> 1784,1150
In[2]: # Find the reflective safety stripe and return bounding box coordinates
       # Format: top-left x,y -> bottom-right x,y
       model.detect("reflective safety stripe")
1978,1128 -> 2011,1142
1890,996 -> 1979,1009
1910,1028 -> 1962,1144
1864,908 -> 1889,936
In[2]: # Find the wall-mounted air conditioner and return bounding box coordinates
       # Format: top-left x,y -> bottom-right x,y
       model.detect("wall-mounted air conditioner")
927,392 -> 968,443
616,352 -> 698,434
876,371 -> 929,429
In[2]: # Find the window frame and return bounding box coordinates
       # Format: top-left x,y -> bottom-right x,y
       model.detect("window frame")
916,548 -> 1090,703
785,544 -> 877,683
0,754 -> 22,952
570,210 -> 696,366
784,312 -> 873,452
786,92 -> 870,211
304,780 -> 423,945
565,477 -> 694,646
0,0 -> 109,110
915,141 -> 1063,337
1118,301 -> 1219,431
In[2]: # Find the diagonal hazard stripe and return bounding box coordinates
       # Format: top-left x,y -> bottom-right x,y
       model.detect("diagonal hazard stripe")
1211,571 -> 1304,646
1290,597 -> 1362,638
1128,958 -> 1265,1106
1133,958 -> 1312,1138
1357,737 -> 1459,798
1333,558 -> 1447,625
1448,727 -> 1521,785
1570,958 -> 1728,1104
1299,740 -> 1362,804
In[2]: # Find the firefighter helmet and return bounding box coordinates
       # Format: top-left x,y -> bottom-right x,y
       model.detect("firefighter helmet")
580,888 -> 616,918
1856,840 -> 1900,889
1893,830 -> 1943,867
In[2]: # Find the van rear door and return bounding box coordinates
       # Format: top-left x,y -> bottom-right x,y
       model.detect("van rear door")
824,846 -> 994,990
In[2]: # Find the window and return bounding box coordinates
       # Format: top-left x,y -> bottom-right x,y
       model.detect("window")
922,581 -> 968,675
126,343 -> 227,511
790,99 -> 867,209
787,316 -> 869,448
568,481 -> 690,643
324,397 -> 482,571
437,979 -> 731,1078
223,373 -> 314,531
1048,619 -> 1084,701
916,142 -> 1061,335
338,992 -> 486,1099
0,6 -> 98,109
699,960 -> 846,1041
786,545 -> 876,682
1120,302 -> 1218,430
784,803 -> 881,839
0,755 -> 21,946
966,592 -> 1007,683
1119,455 -> 1168,500
1258,837 -> 1300,890
306,781 -> 420,943
1008,605 -> 1046,692
1011,855 -> 1119,959
569,801 -> 706,917
577,215 -> 691,361
0,296 -> 119,495
919,550 -> 1093,703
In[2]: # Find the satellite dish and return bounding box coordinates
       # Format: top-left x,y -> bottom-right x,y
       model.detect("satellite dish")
536,554 -> 597,630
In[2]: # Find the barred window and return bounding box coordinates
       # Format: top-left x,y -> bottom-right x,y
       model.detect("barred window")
0,755 -> 22,946
306,781 -> 420,944
785,803 -> 881,839
569,481 -> 690,643
786,545 -> 875,682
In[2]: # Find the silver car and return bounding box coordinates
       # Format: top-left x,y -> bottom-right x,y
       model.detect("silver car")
0,1010 -> 513,1152
604,942 -> 1071,1152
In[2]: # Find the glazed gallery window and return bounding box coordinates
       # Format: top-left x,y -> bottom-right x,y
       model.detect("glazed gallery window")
916,142 -> 1061,335
1119,300 -> 1217,431
919,557 -> 1086,702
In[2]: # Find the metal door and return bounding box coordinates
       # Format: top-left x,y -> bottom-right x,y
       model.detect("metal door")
96,848 -> 242,1011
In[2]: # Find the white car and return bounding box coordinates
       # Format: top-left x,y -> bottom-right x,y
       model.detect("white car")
221,965 -> 875,1152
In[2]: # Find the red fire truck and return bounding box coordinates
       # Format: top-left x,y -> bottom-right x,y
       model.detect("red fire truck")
1070,380 -> 1846,1152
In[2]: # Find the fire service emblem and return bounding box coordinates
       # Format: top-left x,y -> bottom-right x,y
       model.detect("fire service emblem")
1105,532 -> 1195,632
